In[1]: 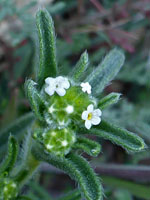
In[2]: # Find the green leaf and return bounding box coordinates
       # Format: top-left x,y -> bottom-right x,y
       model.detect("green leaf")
25,79 -> 45,120
36,9 -> 57,87
70,51 -> 89,82
58,189 -> 81,200
0,136 -> 18,175
79,120 -> 146,153
32,145 -> 103,200
85,49 -> 125,96
98,93 -> 121,110
102,176 -> 150,200
0,113 -> 34,149
73,136 -> 101,157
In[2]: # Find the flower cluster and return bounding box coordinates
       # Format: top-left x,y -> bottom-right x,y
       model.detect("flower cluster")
45,76 -> 70,96
44,76 -> 102,130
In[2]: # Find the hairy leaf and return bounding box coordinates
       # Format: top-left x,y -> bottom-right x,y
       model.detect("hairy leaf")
70,51 -> 89,82
36,9 -> 57,87
32,145 -> 103,200
79,120 -> 146,153
73,136 -> 101,157
25,79 -> 45,120
0,136 -> 18,175
98,93 -> 121,110
85,49 -> 125,96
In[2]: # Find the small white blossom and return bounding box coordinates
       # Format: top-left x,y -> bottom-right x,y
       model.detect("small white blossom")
65,105 -> 74,114
82,104 -> 102,129
80,82 -> 91,94
62,140 -> 68,147
45,76 -> 70,96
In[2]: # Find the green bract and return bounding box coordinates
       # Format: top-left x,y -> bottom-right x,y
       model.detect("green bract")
0,8 -> 146,200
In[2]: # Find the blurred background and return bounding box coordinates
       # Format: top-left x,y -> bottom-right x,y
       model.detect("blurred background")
0,0 -> 150,199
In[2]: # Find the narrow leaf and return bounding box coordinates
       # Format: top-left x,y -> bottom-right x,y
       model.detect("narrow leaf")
36,9 -> 57,87
58,189 -> 81,200
73,136 -> 101,157
25,79 -> 45,120
70,51 -> 89,82
79,120 -> 146,153
32,145 -> 103,200
0,136 -> 18,175
98,93 -> 121,110
85,49 -> 125,96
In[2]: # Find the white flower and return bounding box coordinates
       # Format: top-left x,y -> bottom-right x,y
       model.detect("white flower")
80,82 -> 91,94
81,104 -> 102,129
45,76 -> 70,96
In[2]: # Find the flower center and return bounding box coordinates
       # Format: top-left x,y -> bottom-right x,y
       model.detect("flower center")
88,113 -> 92,120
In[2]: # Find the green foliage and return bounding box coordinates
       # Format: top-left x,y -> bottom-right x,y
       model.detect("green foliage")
85,49 -> 125,96
79,120 -> 145,153
32,145 -> 103,200
0,4 -> 148,200
98,93 -> 121,110
25,80 -> 45,120
36,9 -> 58,87
73,136 -> 101,157
0,136 -> 18,176
70,51 -> 89,82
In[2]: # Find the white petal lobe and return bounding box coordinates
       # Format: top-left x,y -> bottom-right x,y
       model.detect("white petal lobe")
87,104 -> 94,112
56,88 -> 66,96
85,120 -> 92,129
82,111 -> 89,120
91,117 -> 101,125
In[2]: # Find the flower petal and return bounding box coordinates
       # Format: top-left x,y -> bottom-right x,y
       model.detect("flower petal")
56,87 -> 66,96
91,117 -> 101,125
85,120 -> 92,129
87,88 -> 91,94
45,87 -> 55,96
80,83 -> 84,87
45,77 -> 55,85
62,78 -> 70,89
87,104 -> 94,112
82,111 -> 89,120
93,109 -> 102,117
80,82 -> 91,94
